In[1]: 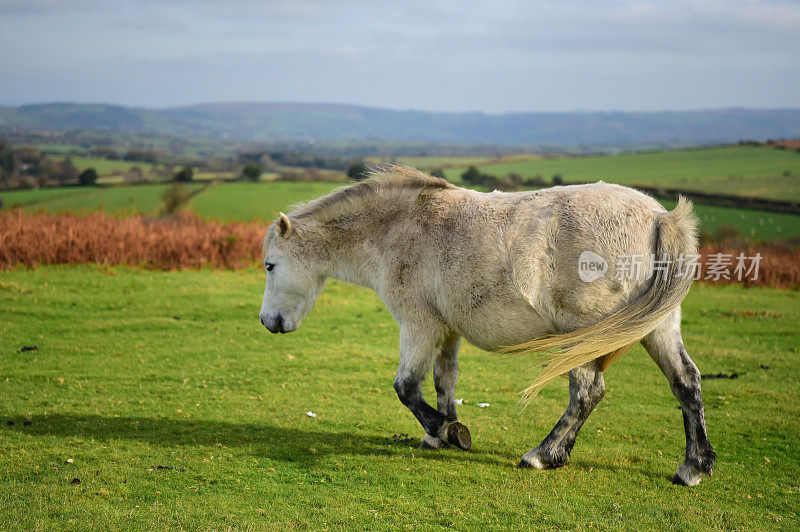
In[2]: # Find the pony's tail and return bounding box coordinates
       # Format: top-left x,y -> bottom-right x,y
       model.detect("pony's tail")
505,196 -> 699,404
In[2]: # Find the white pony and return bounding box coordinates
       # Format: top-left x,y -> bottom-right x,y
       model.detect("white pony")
259,167 -> 715,486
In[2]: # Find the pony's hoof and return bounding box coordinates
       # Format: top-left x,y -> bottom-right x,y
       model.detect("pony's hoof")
672,461 -> 703,486
446,422 -> 472,450
517,450 -> 548,469
418,434 -> 448,449
518,447 -> 568,469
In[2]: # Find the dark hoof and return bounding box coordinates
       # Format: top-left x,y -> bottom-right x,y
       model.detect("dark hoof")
516,460 -> 532,469
671,473 -> 688,486
672,461 -> 703,486
446,422 -> 472,451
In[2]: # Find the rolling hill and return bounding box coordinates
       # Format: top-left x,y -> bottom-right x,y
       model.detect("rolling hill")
1,102 -> 799,146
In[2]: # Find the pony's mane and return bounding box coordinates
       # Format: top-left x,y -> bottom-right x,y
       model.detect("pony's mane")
288,165 -> 455,220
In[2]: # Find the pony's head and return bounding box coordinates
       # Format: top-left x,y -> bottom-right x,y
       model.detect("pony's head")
259,213 -> 326,334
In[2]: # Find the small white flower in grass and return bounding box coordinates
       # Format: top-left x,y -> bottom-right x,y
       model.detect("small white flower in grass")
454,398 -> 463,405
476,403 -> 490,408
66,458 -> 74,463
305,411 -> 317,418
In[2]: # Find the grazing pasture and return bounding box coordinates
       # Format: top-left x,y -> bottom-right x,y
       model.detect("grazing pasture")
0,267 -> 797,529
63,156 -> 157,176
0,184 -> 201,216
443,146 -> 800,201
189,182 -> 341,222
0,186 -> 88,209
659,200 -> 798,242
0,182 -> 341,222
366,155 -> 498,169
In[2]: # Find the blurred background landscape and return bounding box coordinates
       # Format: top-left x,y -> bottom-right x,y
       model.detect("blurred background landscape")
2,102 -> 799,248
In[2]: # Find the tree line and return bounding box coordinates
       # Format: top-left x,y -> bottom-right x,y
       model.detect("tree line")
0,140 -> 98,188
458,165 -> 563,191
1,137 -> 565,191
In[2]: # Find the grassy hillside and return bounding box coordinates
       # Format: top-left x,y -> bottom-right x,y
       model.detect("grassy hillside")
0,182 -> 342,222
65,156 -> 157,176
0,184 -> 199,216
0,266 -> 797,529
661,200 -> 797,241
0,187 -> 86,208
365,155 -> 497,169
444,146 -> 800,201
189,182 -> 342,222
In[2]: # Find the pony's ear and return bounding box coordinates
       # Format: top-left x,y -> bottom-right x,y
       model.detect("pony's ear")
277,212 -> 293,238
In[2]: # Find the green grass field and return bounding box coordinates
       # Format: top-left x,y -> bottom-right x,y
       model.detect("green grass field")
366,155 -> 499,169
0,186 -> 88,209
65,156 -> 157,176
443,146 -> 800,201
0,182 -> 342,223
0,184 -> 203,217
189,182 -> 341,222
0,266 -> 797,529
32,145 -> 800,202
659,200 -> 798,241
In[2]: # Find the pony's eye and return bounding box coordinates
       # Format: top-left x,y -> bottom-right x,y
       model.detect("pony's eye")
265,262 -> 275,272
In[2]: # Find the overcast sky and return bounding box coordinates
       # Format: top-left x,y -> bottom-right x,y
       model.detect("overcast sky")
1,0 -> 798,113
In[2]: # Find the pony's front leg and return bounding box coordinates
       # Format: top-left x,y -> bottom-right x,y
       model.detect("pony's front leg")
393,324 -> 471,450
423,333 -> 463,449
434,333 -> 460,420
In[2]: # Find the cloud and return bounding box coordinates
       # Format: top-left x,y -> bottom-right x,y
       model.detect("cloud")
0,0 -> 798,111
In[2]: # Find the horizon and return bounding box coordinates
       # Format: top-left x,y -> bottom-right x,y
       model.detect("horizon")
4,100 -> 800,116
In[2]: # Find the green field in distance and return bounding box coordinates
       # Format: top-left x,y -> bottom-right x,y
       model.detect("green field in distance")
442,146 -> 800,201
3,179 -> 798,241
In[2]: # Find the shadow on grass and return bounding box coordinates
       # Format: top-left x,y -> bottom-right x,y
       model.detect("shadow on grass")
5,414 -> 516,468
570,458 -> 669,481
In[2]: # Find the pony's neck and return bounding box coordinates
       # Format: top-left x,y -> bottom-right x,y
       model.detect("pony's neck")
311,199 -> 407,292
290,172 -> 456,291
329,251 -> 381,290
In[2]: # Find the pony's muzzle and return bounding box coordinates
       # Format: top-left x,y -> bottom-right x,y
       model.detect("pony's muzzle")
260,313 -> 287,334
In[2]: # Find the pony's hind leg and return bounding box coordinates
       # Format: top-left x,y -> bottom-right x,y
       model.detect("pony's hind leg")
394,325 -> 471,450
517,360 -> 606,469
518,360 -> 605,469
641,308 -> 715,486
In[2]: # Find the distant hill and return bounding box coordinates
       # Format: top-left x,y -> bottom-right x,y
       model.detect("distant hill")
1,102 -> 799,146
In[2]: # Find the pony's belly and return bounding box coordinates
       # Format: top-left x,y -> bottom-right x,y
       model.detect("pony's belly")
452,303 -> 551,352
